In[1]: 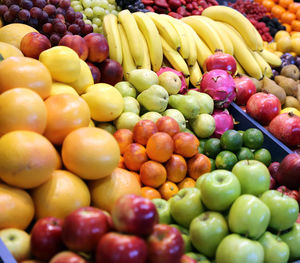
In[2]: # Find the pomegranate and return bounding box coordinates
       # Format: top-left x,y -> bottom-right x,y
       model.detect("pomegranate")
246,92 -> 281,125
200,69 -> 236,108
268,113 -> 300,148
234,75 -> 257,106
157,67 -> 187,94
98,59 -> 123,86
211,109 -> 234,138
204,50 -> 237,76
276,153 -> 300,190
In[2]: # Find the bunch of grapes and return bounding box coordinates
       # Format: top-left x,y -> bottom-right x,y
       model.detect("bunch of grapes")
0,0 -> 93,46
70,0 -> 121,33
116,0 -> 148,13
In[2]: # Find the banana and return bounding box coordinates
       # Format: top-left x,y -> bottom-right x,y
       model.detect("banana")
103,14 -> 122,65
160,14 -> 190,60
118,10 -> 144,68
118,23 -> 136,80
139,31 -> 151,70
181,16 -> 224,54
146,12 -> 181,51
259,48 -> 282,67
217,22 -> 262,79
198,16 -> 234,55
235,60 -> 246,75
189,62 -> 202,89
202,5 -> 263,51
133,12 -> 163,72
180,22 -> 197,67
252,51 -> 273,78
160,37 -> 190,78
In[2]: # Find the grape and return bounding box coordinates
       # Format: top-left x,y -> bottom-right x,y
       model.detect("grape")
28,17 -> 39,28
99,0 -> 109,9
3,11 -> 15,22
84,19 -> 92,25
33,0 -> 47,8
18,9 -> 30,21
82,0 -> 91,8
111,10 -> 118,15
108,0 -> 115,4
84,7 -> 93,18
20,0 -> 34,10
50,33 -> 61,45
68,23 -> 80,34
91,0 -> 102,8
43,4 -> 56,16
30,7 -> 42,18
56,7 -> 65,15
108,4 -> 115,11
53,21 -> 67,34
49,0 -> 60,5
65,31 -> 73,35
65,9 -> 75,22
75,18 -> 84,28
9,5 -> 20,16
92,17 -> 102,26
0,5 -> 9,16
59,0 -> 71,9
93,6 -> 105,16
75,11 -> 83,19
39,11 -> 49,23
3,0 -> 14,7
92,23 -> 98,32
73,5 -> 83,12
42,22 -> 53,33
81,23 -> 93,35
71,0 -> 81,7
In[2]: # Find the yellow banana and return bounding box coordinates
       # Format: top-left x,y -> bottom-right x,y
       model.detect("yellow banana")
160,37 -> 190,78
118,23 -> 136,80
140,31 -> 151,70
181,16 -> 224,53
189,62 -> 202,89
252,51 -> 273,78
146,12 -> 181,51
103,14 -> 122,65
218,22 -> 262,79
160,14 -> 190,59
133,12 -> 163,72
202,5 -> 263,51
235,60 -> 246,75
259,49 -> 282,67
118,10 -> 144,68
181,22 -> 197,67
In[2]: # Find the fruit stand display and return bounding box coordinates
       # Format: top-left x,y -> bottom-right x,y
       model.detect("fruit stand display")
0,0 -> 300,262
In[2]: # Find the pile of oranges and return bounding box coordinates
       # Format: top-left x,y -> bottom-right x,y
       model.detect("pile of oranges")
114,117 -> 212,201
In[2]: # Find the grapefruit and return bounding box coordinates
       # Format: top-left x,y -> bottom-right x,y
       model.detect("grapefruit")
50,82 -> 79,97
0,42 -> 24,59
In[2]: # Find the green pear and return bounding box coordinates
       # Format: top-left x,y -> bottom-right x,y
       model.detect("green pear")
114,112 -> 141,131
187,90 -> 214,114
168,95 -> 201,119
96,122 -> 116,134
123,96 -> 140,115
137,85 -> 169,113
127,69 -> 159,93
158,71 -> 181,95
163,109 -> 186,131
141,112 -> 162,123
190,114 -> 216,138
114,81 -> 137,98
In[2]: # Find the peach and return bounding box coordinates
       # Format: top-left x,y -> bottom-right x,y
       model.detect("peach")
59,35 -> 88,60
20,32 -> 51,59
156,116 -> 180,137
84,33 -> 109,63
133,120 -> 158,146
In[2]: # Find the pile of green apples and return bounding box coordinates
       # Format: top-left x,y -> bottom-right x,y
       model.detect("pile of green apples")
152,160 -> 300,263
111,69 -> 216,138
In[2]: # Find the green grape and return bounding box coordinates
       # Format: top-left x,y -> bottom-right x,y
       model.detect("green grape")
71,0 -> 81,7
93,6 -> 105,16
91,0 -> 101,8
73,4 -> 83,11
99,0 -> 109,9
104,9 -> 109,15
108,0 -> 115,4
111,10 -> 118,16
92,24 -> 98,32
84,19 -> 92,25
92,17 -> 102,26
84,7 -> 93,18
116,6 -> 121,11
82,13 -> 87,19
108,4 -> 115,11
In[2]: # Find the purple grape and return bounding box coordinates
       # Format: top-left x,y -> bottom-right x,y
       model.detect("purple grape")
43,4 -> 56,16
49,0 -> 60,6
20,0 -> 33,10
39,10 -> 48,23
56,7 -> 65,15
74,18 -> 84,28
33,0 -> 46,8
3,10 -> 15,22
272,69 -> 279,77
30,7 -> 42,19
9,4 -> 20,16
28,17 -> 39,28
295,57 -> 300,68
281,61 -> 290,68
65,31 -> 73,35
59,0 -> 70,9
81,24 -> 93,35
287,56 -> 296,65
50,33 -> 61,45
65,9 -> 75,22
42,22 -> 53,33
18,9 -> 30,21
68,23 -> 80,34
3,0 -> 14,7
74,11 -> 83,19
53,21 -> 67,34
0,5 -> 9,16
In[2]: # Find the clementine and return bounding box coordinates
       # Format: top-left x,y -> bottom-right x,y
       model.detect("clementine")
188,154 -> 211,180
113,129 -> 134,154
133,120 -> 158,146
123,143 -> 148,171
159,181 -> 179,200
166,154 -> 187,183
178,177 -> 196,189
173,132 -> 199,158
140,160 -> 167,188
141,186 -> 162,200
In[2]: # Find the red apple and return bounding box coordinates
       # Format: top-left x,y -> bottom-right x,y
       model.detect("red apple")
234,75 -> 256,106
61,207 -> 109,252
147,224 -> 184,263
180,255 -> 197,263
87,62 -> 101,83
246,92 -> 281,125
98,59 -> 123,86
49,251 -> 87,263
103,210 -> 114,231
95,232 -> 147,263
59,35 -> 88,60
30,217 -> 64,261
277,185 -> 300,204
84,33 -> 109,63
111,194 -> 158,236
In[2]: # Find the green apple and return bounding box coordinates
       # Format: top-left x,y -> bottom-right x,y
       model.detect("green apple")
190,211 -> 228,258
163,109 -> 186,131
114,112 -> 141,131
190,114 -> 216,139
137,84 -> 169,113
187,90 -> 214,114
228,194 -> 270,239
232,160 -> 270,196
158,71 -> 181,95
141,112 -> 162,123
0,228 -> 31,262
185,252 -> 211,263
195,173 -> 210,190
200,170 -> 241,211
127,69 -> 159,92
96,122 -> 116,134
114,81 -> 137,98
151,198 -> 172,224
280,223 -> 300,260
216,234 -> 264,263
123,96 -> 140,115
170,224 -> 193,253
169,188 -> 204,228
258,231 -> 289,263
260,190 -> 299,232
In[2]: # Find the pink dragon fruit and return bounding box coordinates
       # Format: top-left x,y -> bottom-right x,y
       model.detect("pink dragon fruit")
212,109 -> 234,138
200,69 -> 236,108
157,67 -> 188,94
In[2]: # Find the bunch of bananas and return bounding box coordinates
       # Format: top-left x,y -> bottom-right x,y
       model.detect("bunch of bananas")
103,6 -> 282,88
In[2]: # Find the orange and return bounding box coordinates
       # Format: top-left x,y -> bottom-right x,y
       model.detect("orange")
55,149 -> 62,169
44,94 -> 91,145
281,12 -> 296,24
262,0 -> 275,11
166,154 -> 187,183
291,20 -> 300,31
173,132 -> 199,158
89,168 -> 142,212
283,23 -> 292,32
113,129 -> 134,154
178,177 -> 196,189
31,170 -> 91,219
159,181 -> 179,200
123,143 -> 148,171
297,8 -> 300,19
62,127 -> 120,180
118,156 -> 126,169
0,183 -> 34,230
279,0 -> 293,8
288,2 -> 300,13
141,186 -> 161,200
0,131 -> 57,189
0,88 -> 47,136
146,132 -> 174,163
0,57 -> 52,99
140,160 -> 167,188
188,153 -> 211,180
271,5 -> 286,18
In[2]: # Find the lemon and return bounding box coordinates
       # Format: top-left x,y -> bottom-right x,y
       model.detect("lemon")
291,38 -> 300,56
50,82 -> 79,97
0,42 -> 23,59
39,46 -> 81,83
274,30 -> 290,43
276,37 -> 292,53
280,107 -> 300,116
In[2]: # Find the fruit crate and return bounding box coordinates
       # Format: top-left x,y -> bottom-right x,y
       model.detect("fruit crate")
229,102 -> 293,162
0,239 -> 17,263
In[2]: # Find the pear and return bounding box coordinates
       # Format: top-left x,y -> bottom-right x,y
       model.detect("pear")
141,112 -> 162,123
158,71 -> 181,95
262,77 -> 286,105
168,94 -> 201,119
163,109 -> 186,131
284,96 -> 300,110
137,84 -> 169,113
127,69 -> 159,93
96,122 -> 116,134
114,81 -> 137,98
123,96 -> 140,115
114,112 -> 141,131
187,90 -> 214,114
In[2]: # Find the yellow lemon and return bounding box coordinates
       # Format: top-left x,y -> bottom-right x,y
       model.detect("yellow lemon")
50,82 -> 79,97
276,37 -> 292,53
0,42 -> 23,59
291,38 -> 300,56
280,107 -> 300,116
274,30 -> 290,42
